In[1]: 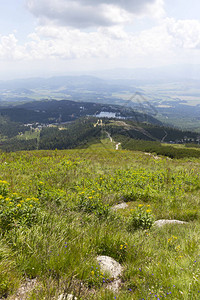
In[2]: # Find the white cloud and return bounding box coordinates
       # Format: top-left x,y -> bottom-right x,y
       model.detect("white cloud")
0,34 -> 27,61
23,22 -> 172,62
26,0 -> 164,28
166,18 -> 200,49
1,15 -> 200,72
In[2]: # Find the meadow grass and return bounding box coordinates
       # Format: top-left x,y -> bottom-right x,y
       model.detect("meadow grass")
0,145 -> 200,299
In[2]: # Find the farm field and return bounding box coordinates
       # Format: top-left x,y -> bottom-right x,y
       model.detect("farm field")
0,144 -> 200,299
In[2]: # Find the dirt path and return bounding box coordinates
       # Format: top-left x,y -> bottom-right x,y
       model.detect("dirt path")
105,131 -> 121,150
116,143 -> 121,150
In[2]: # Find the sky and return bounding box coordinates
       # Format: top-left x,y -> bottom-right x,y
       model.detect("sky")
0,0 -> 200,79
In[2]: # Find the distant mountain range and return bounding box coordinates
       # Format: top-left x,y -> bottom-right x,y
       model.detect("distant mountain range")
0,75 -> 140,93
87,64 -> 200,82
1,64 -> 200,89
1,66 -> 200,131
0,99 -> 161,125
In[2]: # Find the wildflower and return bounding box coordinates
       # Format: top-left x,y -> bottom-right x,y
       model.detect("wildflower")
146,209 -> 151,213
29,204 -> 33,208
91,271 -> 94,276
33,197 -> 39,201
0,180 -> 8,184
17,204 -> 21,207
138,204 -> 143,207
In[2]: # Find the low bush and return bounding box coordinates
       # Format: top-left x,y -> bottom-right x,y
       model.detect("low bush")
127,204 -> 155,231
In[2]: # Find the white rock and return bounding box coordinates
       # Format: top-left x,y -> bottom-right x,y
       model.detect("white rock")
97,256 -> 123,292
97,255 -> 123,278
111,203 -> 128,211
154,219 -> 188,227
58,294 -> 77,300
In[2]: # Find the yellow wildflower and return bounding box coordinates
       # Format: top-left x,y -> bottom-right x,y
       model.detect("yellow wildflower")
17,204 -> 21,207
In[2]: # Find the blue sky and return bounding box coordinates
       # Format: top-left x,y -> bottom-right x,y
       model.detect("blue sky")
0,0 -> 200,79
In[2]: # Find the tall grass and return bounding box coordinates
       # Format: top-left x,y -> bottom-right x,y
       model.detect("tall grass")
0,146 -> 200,299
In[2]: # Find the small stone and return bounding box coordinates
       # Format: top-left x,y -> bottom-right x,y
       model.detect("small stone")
58,294 -> 77,300
111,203 -> 128,211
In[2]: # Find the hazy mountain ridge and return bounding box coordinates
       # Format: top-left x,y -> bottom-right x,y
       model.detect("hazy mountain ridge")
0,68 -> 200,131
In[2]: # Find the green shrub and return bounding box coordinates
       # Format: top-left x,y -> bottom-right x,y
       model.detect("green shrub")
0,180 -> 9,197
77,194 -> 109,218
0,192 -> 40,231
127,204 -> 154,231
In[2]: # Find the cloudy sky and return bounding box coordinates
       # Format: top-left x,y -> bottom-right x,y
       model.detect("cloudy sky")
0,0 -> 200,79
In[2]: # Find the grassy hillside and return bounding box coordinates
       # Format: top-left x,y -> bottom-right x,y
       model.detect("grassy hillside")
1,117 -> 200,157
0,144 -> 200,299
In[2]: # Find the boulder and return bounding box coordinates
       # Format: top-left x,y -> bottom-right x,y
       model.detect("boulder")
97,255 -> 123,292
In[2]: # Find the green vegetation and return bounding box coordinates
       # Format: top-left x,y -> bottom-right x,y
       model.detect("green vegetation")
1,116 -> 200,158
0,115 -> 29,139
118,137 -> 200,159
127,204 -> 155,231
0,145 -> 200,299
